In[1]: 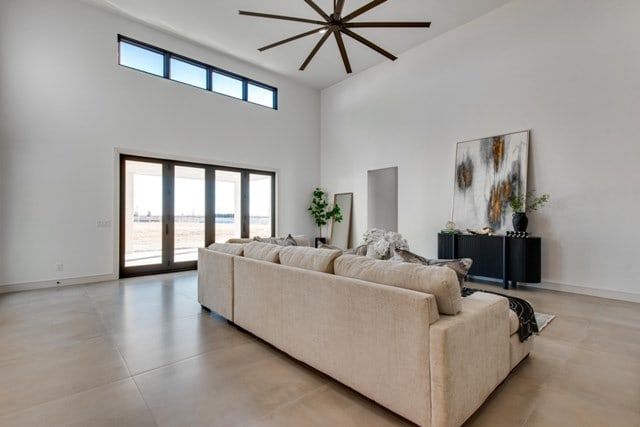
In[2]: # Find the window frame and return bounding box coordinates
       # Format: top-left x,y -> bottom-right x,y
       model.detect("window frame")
117,35 -> 278,110
120,154 -> 276,278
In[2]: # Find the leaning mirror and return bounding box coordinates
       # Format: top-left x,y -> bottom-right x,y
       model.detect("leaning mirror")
330,193 -> 353,249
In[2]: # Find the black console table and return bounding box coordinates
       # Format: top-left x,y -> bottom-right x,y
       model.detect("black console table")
438,233 -> 541,289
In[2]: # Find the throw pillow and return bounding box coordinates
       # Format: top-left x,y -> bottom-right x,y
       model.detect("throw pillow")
253,234 -> 298,246
318,242 -> 343,251
393,249 -> 473,289
344,244 -> 367,256
283,233 -> 298,246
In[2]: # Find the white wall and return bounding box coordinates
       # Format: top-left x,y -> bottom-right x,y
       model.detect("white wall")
0,0 -> 320,287
321,0 -> 640,301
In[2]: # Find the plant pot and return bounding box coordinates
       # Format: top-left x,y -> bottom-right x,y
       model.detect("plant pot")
512,212 -> 529,232
314,237 -> 327,248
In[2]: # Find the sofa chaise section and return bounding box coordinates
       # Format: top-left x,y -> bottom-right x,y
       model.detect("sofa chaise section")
334,254 -> 512,427
233,255 -> 436,427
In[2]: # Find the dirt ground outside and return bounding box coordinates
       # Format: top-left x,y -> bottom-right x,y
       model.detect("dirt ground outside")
125,221 -> 271,265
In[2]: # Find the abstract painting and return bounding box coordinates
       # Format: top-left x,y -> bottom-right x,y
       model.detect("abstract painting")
452,130 -> 529,233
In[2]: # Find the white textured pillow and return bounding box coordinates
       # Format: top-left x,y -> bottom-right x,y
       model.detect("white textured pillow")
279,246 -> 342,273
334,254 -> 462,315
243,241 -> 282,263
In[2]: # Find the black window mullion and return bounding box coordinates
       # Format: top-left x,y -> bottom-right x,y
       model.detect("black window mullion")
242,80 -> 248,102
271,174 -> 276,237
206,67 -> 213,91
163,53 -> 170,79
240,172 -> 250,238
164,163 -> 174,267
205,167 -> 216,245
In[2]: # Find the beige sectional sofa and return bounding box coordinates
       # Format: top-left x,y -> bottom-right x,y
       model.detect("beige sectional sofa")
198,242 -> 533,427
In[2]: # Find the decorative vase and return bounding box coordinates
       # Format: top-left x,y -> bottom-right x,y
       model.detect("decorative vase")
512,212 -> 529,232
315,237 -> 327,248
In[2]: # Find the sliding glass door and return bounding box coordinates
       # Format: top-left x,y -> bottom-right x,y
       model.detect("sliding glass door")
122,160 -> 164,268
174,166 -> 206,262
120,155 -> 275,277
215,170 -> 242,243
250,173 -> 273,238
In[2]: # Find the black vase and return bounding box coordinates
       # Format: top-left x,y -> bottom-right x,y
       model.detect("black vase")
314,237 -> 327,248
512,212 -> 529,232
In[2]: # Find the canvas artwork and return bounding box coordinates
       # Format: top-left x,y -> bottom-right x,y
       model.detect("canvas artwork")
452,130 -> 529,233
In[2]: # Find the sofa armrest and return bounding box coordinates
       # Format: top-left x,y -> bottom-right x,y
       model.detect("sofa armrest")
429,292 -> 510,427
197,248 -> 234,320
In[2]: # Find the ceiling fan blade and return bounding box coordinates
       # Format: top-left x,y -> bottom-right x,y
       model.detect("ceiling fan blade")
303,0 -> 330,21
334,31 -> 352,73
345,21 -> 431,28
335,0 -> 345,17
300,29 -> 333,71
239,10 -> 325,26
341,28 -> 397,61
342,0 -> 387,22
259,27 -> 328,51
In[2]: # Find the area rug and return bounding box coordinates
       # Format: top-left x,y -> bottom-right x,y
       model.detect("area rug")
534,312 -> 555,332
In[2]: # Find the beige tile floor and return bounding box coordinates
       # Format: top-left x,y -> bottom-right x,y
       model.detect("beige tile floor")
0,272 -> 638,427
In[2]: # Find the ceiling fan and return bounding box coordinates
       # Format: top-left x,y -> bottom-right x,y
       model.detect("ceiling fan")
239,0 -> 430,74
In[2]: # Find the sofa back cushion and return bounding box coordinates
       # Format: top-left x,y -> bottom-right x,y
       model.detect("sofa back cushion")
279,246 -> 343,274
290,235 -> 311,247
207,242 -> 245,256
334,254 -> 462,315
243,241 -> 282,263
253,234 -> 298,246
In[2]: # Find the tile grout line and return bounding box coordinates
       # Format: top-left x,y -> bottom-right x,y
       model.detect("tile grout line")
86,286 -> 161,425
130,375 -> 160,427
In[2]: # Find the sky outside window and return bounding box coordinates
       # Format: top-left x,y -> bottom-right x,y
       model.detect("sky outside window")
119,42 -> 164,76
212,72 -> 243,99
248,83 -> 274,108
170,58 -> 207,89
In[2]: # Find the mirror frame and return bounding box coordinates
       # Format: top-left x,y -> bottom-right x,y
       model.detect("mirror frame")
330,193 -> 353,249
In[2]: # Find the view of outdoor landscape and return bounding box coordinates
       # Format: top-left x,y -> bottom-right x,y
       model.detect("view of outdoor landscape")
124,160 -> 272,267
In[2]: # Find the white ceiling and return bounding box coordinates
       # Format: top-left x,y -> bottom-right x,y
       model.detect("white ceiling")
85,0 -> 513,89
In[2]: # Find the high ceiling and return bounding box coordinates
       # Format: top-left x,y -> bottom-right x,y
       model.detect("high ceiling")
84,0 -> 513,89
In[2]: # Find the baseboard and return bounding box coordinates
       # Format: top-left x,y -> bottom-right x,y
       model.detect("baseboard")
0,274 -> 118,294
522,281 -> 640,303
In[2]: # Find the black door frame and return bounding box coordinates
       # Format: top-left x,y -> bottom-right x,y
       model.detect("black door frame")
119,154 -> 275,278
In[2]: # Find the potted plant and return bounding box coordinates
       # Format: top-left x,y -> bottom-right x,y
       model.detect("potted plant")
308,188 -> 343,246
509,190 -> 550,232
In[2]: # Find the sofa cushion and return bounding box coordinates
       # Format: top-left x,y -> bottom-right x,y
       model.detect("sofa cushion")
225,238 -> 253,244
344,244 -> 368,256
392,249 -> 472,290
291,235 -> 311,247
206,242 -> 245,256
243,241 -> 282,263
279,246 -> 343,274
334,254 -> 462,315
253,234 -> 298,246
